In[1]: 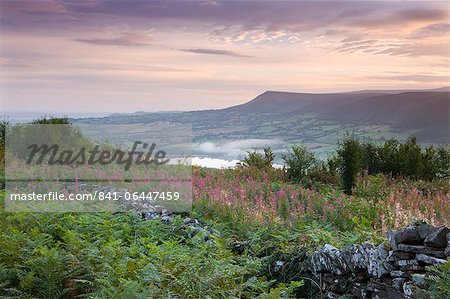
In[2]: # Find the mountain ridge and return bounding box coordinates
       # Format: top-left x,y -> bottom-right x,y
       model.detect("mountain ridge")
220,89 -> 449,142
76,87 -> 449,151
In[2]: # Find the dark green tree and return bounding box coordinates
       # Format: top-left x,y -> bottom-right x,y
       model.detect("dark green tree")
282,144 -> 316,182
361,141 -> 380,175
263,146 -> 275,167
421,145 -> 438,181
436,146 -> 450,179
378,139 -> 401,177
31,116 -> 70,125
326,154 -> 341,176
398,137 -> 422,179
337,137 -> 362,195
239,146 -> 275,169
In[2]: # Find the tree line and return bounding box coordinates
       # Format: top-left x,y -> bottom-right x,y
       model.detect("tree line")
239,136 -> 450,195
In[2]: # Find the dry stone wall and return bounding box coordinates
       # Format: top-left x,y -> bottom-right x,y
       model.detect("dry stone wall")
308,225 -> 449,298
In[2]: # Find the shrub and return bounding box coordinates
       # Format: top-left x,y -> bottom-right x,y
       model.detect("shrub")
426,260 -> 450,299
31,116 -> 70,125
356,137 -> 449,181
238,146 -> 275,170
378,138 -> 401,176
326,154 -> 341,177
308,162 -> 340,186
282,145 -> 316,182
361,141 -> 380,175
337,137 -> 362,195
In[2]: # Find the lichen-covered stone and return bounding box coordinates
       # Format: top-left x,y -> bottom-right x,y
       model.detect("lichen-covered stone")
161,215 -> 172,223
396,259 -> 418,267
274,260 -> 284,272
403,282 -> 413,298
306,225 -> 449,299
388,230 -> 398,251
416,253 -> 447,266
342,243 -> 373,272
411,274 -> 427,288
309,244 -> 349,275
390,271 -> 405,278
367,244 -> 391,278
392,278 -> 406,291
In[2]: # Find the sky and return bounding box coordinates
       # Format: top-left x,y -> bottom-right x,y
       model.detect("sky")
0,0 -> 449,114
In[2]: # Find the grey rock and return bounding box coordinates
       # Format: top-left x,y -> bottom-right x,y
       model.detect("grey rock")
342,243 -> 373,272
144,212 -> 160,220
387,250 -> 415,263
301,226 -> 450,298
403,282 -> 413,298
397,244 -> 445,258
153,205 -> 165,213
183,218 -> 202,228
392,278 -> 406,291
353,286 -> 371,299
309,244 -> 349,275
387,250 -> 396,263
324,292 -> 339,299
395,226 -> 422,245
416,253 -> 447,266
161,215 -> 172,223
366,280 -> 385,292
188,225 -> 201,234
396,259 -> 418,267
205,226 -> 218,234
446,233 -> 450,257
202,230 -> 212,241
388,230 -> 398,251
367,244 -> 391,278
400,264 -> 425,271
395,251 -> 416,260
142,204 -> 152,211
417,224 -> 438,239
424,227 -> 449,248
274,261 -> 284,272
373,289 -> 406,299
230,241 -> 250,255
329,277 -> 350,293
411,274 -> 427,288
390,271 -> 405,278
186,229 -> 198,238
190,219 -> 202,226
383,260 -> 396,273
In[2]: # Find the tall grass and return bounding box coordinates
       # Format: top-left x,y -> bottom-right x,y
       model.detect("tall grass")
193,169 -> 449,233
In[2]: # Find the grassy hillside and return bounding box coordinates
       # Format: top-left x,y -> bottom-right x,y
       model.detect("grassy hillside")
1,168 -> 448,298
1,121 -> 449,297
75,89 -> 449,160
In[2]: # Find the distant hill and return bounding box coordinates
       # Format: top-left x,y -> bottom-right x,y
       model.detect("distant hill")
224,90 -> 449,142
76,88 -> 449,159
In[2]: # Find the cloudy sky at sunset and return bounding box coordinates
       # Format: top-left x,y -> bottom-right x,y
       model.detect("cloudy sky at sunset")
1,0 -> 449,114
